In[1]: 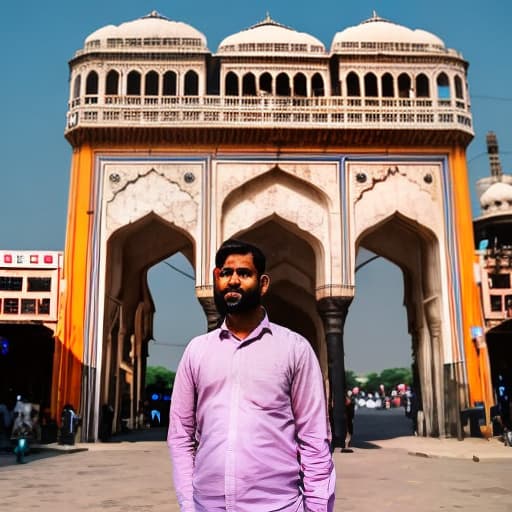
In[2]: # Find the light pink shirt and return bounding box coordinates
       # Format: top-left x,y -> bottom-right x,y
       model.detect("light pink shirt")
167,314 -> 335,512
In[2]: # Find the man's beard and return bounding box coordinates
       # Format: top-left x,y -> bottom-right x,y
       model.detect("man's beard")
214,284 -> 261,316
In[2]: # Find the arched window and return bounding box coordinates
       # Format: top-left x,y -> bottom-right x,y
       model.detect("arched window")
242,73 -> 257,96
312,73 -> 325,97
276,73 -> 291,96
346,72 -> 360,96
163,71 -> 177,96
381,73 -> 394,97
145,71 -> 159,96
454,75 -> 464,99
225,72 -> 239,96
415,74 -> 429,98
437,72 -> 450,99
364,72 -> 378,97
85,71 -> 99,95
106,70 -> 119,95
259,73 -> 272,94
73,75 -> 81,99
398,73 -> 411,98
184,70 -> 199,96
127,70 -> 141,95
293,73 -> 307,97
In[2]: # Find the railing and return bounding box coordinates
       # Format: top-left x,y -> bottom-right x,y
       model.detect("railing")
65,94 -> 473,133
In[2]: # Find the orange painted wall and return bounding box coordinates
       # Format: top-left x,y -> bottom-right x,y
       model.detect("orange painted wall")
52,144 -> 94,420
449,147 -> 493,423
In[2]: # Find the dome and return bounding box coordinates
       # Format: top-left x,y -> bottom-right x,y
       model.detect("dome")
82,11 -> 208,53
217,14 -> 326,56
480,182 -> 512,215
331,12 -> 446,53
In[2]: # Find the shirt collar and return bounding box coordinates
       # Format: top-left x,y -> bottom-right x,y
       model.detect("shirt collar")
219,309 -> 272,342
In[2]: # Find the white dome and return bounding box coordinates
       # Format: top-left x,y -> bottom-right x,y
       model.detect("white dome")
218,15 -> 326,56
83,11 -> 207,53
331,13 -> 445,53
480,182 -> 512,214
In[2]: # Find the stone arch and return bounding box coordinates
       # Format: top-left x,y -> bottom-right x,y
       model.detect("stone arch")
106,69 -> 120,95
228,216 -> 327,372
127,70 -> 141,95
103,213 -> 196,435
144,70 -> 159,96
355,211 -> 452,436
105,168 -> 199,237
225,71 -> 239,96
221,166 -> 330,285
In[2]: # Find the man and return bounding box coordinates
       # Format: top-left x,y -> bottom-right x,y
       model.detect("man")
168,239 -> 335,511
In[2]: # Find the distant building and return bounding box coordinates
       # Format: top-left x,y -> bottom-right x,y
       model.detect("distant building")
0,251 -> 63,411
56,11 -> 488,441
473,132 -> 512,408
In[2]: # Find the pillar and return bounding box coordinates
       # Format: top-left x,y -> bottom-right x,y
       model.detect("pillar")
317,296 -> 352,450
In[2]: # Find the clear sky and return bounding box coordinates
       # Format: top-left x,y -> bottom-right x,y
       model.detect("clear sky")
2,0 -> 511,373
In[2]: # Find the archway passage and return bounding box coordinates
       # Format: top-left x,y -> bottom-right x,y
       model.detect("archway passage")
231,217 -> 325,362
355,212 -> 457,438
101,213 -> 197,439
0,323 -> 55,432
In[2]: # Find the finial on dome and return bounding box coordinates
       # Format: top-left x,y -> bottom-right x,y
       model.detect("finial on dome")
250,12 -> 291,30
142,10 -> 168,20
362,10 -> 389,24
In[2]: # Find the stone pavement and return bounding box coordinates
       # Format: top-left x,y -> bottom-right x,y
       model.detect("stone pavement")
1,426 -> 512,511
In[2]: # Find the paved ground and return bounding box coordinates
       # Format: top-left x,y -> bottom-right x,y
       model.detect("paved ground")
1,408 -> 512,511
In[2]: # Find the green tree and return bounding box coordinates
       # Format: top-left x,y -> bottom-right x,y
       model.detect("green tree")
378,367 -> 412,391
145,366 -> 175,388
345,369 -> 359,391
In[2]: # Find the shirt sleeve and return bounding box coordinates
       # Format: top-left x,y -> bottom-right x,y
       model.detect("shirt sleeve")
167,343 -> 197,512
291,339 -> 336,512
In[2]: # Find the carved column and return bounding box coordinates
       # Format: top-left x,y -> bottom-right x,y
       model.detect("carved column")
317,296 -> 352,449
198,296 -> 222,332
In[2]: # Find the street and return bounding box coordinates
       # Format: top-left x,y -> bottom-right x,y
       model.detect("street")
1,408 -> 511,511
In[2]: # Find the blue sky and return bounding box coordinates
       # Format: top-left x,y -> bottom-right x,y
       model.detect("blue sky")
2,0 -> 511,373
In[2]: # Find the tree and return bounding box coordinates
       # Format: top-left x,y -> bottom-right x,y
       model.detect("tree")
145,366 -> 175,388
345,369 -> 359,391
378,367 -> 412,391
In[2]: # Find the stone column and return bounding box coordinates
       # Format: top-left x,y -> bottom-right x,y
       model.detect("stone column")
317,296 -> 352,450
198,296 -> 222,332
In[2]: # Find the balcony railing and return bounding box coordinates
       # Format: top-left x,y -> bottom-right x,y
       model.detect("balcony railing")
65,94 -> 473,134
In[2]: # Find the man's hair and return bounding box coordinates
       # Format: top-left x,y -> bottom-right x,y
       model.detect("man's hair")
215,239 -> 266,275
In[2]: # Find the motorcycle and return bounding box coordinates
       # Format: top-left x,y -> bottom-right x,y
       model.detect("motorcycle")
11,396 -> 39,463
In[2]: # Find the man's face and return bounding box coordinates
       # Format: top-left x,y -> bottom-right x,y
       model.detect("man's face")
213,253 -> 267,315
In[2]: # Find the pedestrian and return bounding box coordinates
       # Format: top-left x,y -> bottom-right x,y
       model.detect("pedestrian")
168,239 -> 335,511
344,390 -> 355,449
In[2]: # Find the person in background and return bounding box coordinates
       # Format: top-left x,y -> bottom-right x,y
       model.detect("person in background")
168,239 -> 335,511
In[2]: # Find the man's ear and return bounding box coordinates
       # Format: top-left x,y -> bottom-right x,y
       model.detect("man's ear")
259,274 -> 270,296
213,267 -> 220,280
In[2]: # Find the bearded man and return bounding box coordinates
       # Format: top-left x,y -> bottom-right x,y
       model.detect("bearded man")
168,239 -> 335,512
